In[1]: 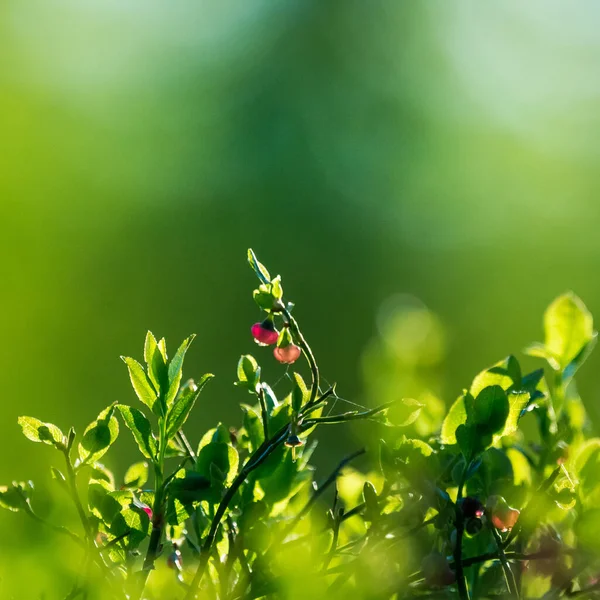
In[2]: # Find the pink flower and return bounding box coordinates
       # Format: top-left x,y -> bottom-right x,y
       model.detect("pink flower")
273,344 -> 301,364
251,321 -> 279,346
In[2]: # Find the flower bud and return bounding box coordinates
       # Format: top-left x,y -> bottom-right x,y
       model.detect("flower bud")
486,495 -> 520,531
274,344 -> 301,364
284,434 -> 303,448
458,496 -> 485,519
251,319 -> 279,346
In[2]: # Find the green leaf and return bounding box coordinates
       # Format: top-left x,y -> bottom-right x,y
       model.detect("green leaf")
165,373 -> 213,440
124,462 -> 149,489
257,448 -> 314,506
144,331 -> 168,396
496,392 -> 529,439
470,356 -> 521,397
544,292 -> 595,370
440,394 -> 468,445
165,335 -> 196,407
169,469 -> 211,504
473,386 -> 509,435
242,405 -> 264,452
456,424 -> 493,459
523,342 -> 559,368
396,437 -> 434,459
248,248 -> 271,285
121,357 -> 158,411
78,405 -> 119,464
236,355 -> 260,392
17,416 -> 65,448
292,372 -> 309,413
116,405 -> 157,460
196,442 -> 239,487
259,382 -> 279,413
0,481 -> 33,512
564,333 -> 598,382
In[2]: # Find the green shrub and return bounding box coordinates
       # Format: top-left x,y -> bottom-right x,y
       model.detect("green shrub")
3,251 -> 599,600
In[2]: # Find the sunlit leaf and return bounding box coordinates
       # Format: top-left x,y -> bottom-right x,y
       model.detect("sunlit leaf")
17,417 -> 65,448
78,405 -> 119,464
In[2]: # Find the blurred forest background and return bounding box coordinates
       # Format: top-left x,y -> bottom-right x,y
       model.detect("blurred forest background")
2,1 -> 600,595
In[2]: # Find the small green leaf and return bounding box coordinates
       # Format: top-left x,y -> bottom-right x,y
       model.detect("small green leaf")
473,386 -> 509,435
165,335 -> 196,407
248,248 -> 271,285
124,462 -> 149,489
564,333 -> 598,382
144,331 -> 168,396
117,405 -> 157,460
196,442 -> 239,488
168,469 -> 211,504
523,342 -> 559,369
544,292 -> 595,370
78,405 -> 119,464
165,373 -> 213,440
50,467 -> 67,489
270,275 -> 283,300
259,382 -> 279,412
292,372 -> 309,413
470,356 -> 521,397
496,392 -> 529,439
0,482 -> 33,512
236,355 -> 260,391
396,437 -> 434,459
440,394 -> 468,445
242,405 -> 264,452
17,417 -> 65,448
121,357 -> 158,411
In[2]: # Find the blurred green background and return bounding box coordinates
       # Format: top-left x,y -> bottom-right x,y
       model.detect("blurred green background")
2,1 -> 600,596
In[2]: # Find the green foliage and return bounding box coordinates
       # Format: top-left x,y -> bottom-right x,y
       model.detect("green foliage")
78,405 -> 119,464
117,405 -> 157,460
4,253 -> 600,600
18,416 -> 65,448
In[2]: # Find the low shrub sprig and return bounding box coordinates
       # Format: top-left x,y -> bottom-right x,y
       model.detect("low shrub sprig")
2,252 -> 600,600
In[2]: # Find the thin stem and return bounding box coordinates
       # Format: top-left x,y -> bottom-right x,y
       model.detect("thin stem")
23,502 -> 84,548
257,386 -> 269,440
177,430 -> 197,464
300,386 -> 336,417
491,526 -> 519,599
283,310 -> 320,406
301,400 -> 396,427
61,449 -> 119,594
63,449 -> 92,542
134,412 -> 169,599
454,461 -> 470,600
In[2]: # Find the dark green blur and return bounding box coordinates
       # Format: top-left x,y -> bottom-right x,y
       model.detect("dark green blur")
1,1 -> 600,597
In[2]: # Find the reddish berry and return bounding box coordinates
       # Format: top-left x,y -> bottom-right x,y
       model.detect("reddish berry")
487,495 -> 519,531
458,497 -> 484,519
251,320 -> 279,346
273,344 -> 301,364
421,552 -> 456,587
